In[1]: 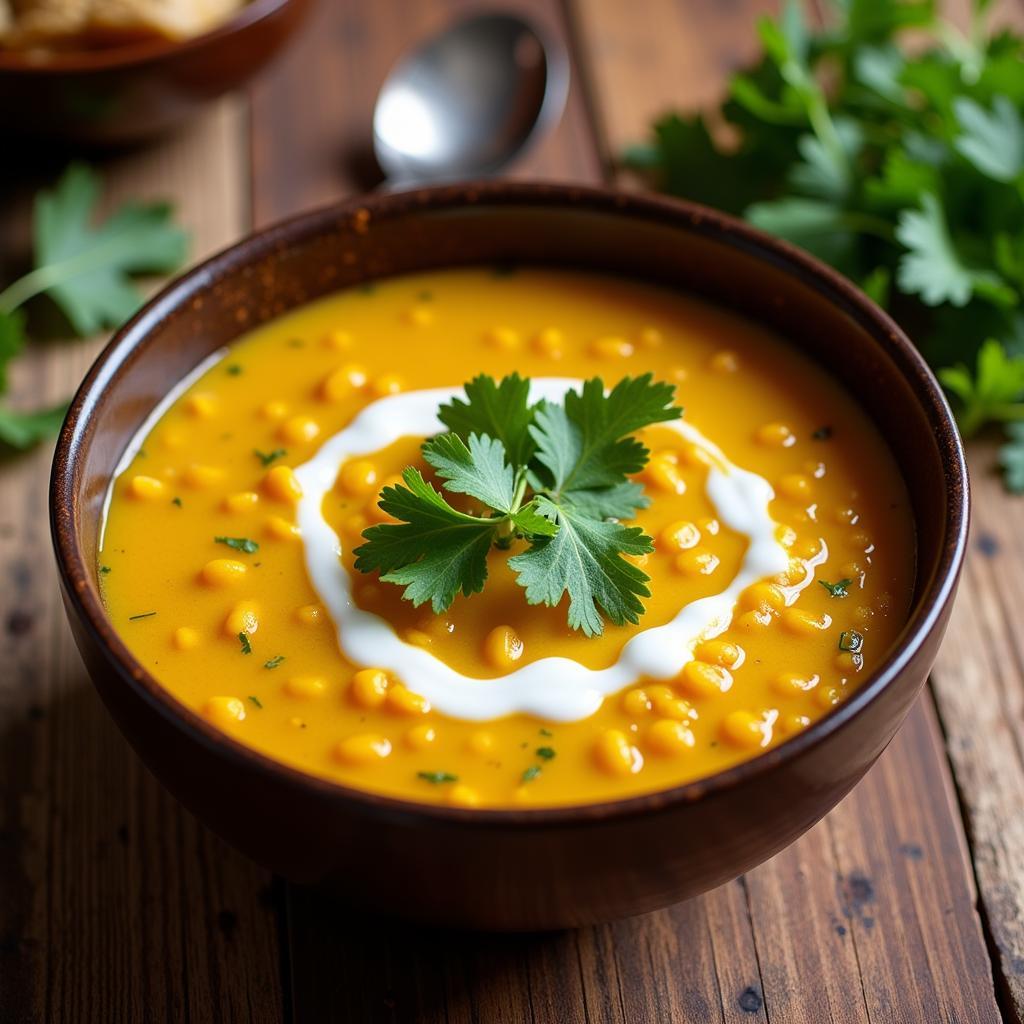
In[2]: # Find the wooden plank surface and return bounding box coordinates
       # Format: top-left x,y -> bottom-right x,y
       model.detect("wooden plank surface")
0,102 -> 285,1024
0,0 -> 1020,1020
251,2 -> 1003,1021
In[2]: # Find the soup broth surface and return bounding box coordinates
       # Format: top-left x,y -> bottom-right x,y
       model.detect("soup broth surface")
100,268 -> 915,807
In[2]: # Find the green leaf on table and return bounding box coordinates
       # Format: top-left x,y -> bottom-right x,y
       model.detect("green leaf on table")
32,163 -> 188,335
0,310 -> 26,394
747,198 -> 857,269
0,400 -> 69,450
954,96 -> 1024,184
896,194 -> 1012,307
939,338 -> 1024,435
999,423 -> 1024,494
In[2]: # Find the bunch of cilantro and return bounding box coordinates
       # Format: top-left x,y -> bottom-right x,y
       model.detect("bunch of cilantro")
353,373 -> 681,636
625,0 -> 1024,491
0,164 -> 187,451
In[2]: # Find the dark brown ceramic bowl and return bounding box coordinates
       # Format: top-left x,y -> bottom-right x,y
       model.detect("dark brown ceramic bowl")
0,0 -> 309,144
51,183 -> 968,930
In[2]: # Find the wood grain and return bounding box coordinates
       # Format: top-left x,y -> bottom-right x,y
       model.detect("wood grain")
250,1 -> 1002,1020
0,101 -> 285,1024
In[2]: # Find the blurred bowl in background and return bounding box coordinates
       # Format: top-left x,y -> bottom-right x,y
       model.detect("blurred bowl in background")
0,0 -> 311,146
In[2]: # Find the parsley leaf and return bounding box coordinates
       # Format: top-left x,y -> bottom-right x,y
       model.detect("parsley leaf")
954,96 -> 1024,184
626,3 -> 1024,490
423,432 -> 517,513
0,401 -> 69,450
26,164 -> 188,335
355,374 -> 681,635
999,423 -> 1024,494
238,632 -> 252,655
438,372 -> 537,467
417,771 -> 458,784
939,339 -> 1024,436
819,578 -> 853,598
0,310 -> 26,394
509,496 -> 653,637
214,536 -> 260,554
353,469 -> 500,613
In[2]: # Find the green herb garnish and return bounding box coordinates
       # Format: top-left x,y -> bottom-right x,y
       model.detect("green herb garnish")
819,578 -> 852,598
522,765 -> 542,783
626,1 -> 1024,491
839,630 -> 864,654
417,771 -> 458,784
536,747 -> 556,760
263,655 -> 285,670
353,373 -> 681,636
215,536 -> 259,554
254,448 -> 287,467
171,496 -> 183,507
248,695 -> 263,709
539,728 -> 553,737
238,632 -> 252,655
99,565 -> 111,574
226,364 -> 243,376
0,165 -> 186,451
1000,423 -> 1024,494
128,611 -> 156,621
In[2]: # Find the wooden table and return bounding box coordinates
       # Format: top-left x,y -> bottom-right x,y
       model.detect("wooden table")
2,1 -> 1023,1020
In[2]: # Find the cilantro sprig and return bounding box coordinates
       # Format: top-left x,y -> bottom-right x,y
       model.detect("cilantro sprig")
0,164 -> 187,452
626,0 -> 1024,489
353,373 -> 681,636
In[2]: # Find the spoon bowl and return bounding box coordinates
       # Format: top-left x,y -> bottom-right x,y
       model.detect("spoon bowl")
373,13 -> 569,185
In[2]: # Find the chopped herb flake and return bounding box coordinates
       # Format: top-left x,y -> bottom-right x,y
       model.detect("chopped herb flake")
248,695 -> 263,708
539,728 -> 553,737
254,448 -> 287,467
522,765 -> 542,783
99,565 -> 111,574
215,535 -> 259,554
171,496 -> 183,507
128,611 -> 156,621
811,426 -> 833,441
238,632 -> 252,655
226,364 -> 243,376
819,578 -> 852,598
417,290 -> 434,302
839,630 -> 864,654
536,747 -> 556,760
417,771 -> 458,784
263,655 -> 285,670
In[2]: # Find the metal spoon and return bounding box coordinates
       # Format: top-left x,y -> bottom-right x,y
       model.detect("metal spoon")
373,12 -> 569,187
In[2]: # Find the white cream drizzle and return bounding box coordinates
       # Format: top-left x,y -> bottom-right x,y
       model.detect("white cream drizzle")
294,380 -> 805,723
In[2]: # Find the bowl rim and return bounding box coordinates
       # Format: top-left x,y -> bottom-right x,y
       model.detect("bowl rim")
0,0 -> 295,73
51,181 -> 969,828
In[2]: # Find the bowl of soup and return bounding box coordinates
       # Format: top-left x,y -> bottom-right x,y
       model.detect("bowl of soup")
51,183 -> 968,930
0,0 -> 310,143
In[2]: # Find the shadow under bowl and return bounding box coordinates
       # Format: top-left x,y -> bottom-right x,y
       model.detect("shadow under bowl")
0,0 -> 311,145
50,183 -> 968,930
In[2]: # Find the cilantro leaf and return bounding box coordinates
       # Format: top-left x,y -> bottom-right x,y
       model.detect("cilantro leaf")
939,338 -> 1024,435
0,310 -> 26,393
29,164 -> 188,335
422,432 -> 516,513
509,495 -> 653,638
954,96 -> 1024,184
0,401 -> 69,450
438,373 -> 537,468
353,469 -> 499,613
895,194 -> 1010,307
533,375 -> 679,494
999,423 -> 1024,494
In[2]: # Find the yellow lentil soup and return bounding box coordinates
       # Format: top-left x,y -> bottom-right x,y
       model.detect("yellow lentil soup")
99,268 -> 914,807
